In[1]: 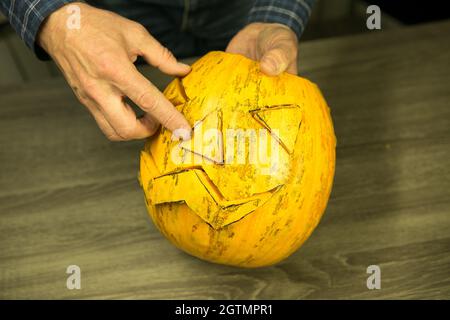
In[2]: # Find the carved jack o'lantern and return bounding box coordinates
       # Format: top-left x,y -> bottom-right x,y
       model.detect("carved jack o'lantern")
139,51 -> 336,267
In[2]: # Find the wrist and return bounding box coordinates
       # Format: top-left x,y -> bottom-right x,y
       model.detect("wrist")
37,2 -> 87,54
243,22 -> 297,39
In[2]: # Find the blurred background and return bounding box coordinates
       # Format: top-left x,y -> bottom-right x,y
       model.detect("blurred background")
0,0 -> 449,86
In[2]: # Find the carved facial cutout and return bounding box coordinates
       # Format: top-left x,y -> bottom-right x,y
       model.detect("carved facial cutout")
141,82 -> 303,229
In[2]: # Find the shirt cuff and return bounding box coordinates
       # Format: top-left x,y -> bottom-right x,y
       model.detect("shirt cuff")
247,0 -> 315,40
0,0 -> 79,60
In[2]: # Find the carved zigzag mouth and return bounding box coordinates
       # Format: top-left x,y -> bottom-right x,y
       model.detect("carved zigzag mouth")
141,152 -> 283,230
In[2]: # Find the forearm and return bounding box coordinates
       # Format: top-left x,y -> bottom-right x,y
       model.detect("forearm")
0,0 -> 80,59
248,0 -> 315,40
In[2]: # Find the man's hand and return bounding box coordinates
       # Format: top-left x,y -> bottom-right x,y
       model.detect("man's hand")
226,22 -> 298,76
38,2 -> 191,141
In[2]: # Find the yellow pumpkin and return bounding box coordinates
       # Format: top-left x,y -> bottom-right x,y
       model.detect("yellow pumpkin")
139,51 -> 336,267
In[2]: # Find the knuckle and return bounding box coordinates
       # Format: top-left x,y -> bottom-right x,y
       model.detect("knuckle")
137,91 -> 159,112
95,52 -> 121,78
79,77 -> 100,101
77,94 -> 91,107
160,112 -> 177,128
97,64 -> 115,79
105,133 -> 122,141
135,23 -> 148,37
115,125 -> 135,140
71,86 -> 90,105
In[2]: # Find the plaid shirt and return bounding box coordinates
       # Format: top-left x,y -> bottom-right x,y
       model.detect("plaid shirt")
248,0 -> 315,40
0,0 -> 315,56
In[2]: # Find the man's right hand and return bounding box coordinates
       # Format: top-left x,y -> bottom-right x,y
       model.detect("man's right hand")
38,2 -> 192,141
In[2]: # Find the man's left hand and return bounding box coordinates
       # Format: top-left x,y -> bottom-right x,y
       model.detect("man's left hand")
226,22 -> 298,76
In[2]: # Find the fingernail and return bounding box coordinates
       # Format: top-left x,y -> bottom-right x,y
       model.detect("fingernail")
278,61 -> 287,73
171,128 -> 192,141
177,62 -> 191,69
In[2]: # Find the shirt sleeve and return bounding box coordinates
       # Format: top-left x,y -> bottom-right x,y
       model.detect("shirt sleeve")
248,0 -> 316,40
0,0 -> 79,59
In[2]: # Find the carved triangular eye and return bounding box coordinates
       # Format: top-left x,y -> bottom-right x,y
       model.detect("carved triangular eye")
178,109 -> 224,164
250,104 -> 302,154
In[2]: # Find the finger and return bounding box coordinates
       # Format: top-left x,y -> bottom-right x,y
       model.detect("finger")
260,46 -> 294,76
139,113 -> 160,136
114,66 -> 192,140
137,31 -> 191,76
225,38 -> 249,57
225,45 -> 246,56
94,87 -> 160,140
84,100 -> 122,141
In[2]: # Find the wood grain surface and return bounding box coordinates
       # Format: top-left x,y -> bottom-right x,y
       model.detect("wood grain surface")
0,21 -> 449,299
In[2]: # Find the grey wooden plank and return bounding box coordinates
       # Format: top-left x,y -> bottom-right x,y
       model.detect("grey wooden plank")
0,21 -> 450,299
0,137 -> 449,299
5,30 -> 56,82
0,40 -> 23,85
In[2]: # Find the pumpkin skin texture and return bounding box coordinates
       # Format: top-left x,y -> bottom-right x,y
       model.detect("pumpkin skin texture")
139,51 -> 336,268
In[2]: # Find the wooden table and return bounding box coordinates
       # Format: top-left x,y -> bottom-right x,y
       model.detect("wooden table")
1,21 -> 449,299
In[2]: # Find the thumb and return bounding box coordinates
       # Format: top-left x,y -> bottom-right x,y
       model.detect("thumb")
138,31 -> 191,76
258,25 -> 298,76
260,46 -> 295,76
